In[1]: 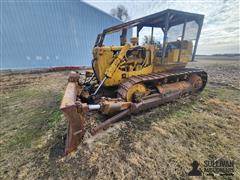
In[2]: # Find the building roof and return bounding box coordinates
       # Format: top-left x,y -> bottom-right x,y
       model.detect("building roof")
82,1 -> 122,22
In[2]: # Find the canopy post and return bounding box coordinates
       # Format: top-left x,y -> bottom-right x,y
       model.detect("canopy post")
137,25 -> 143,38
98,31 -> 106,47
120,28 -> 127,45
150,27 -> 154,44
192,18 -> 203,61
94,34 -> 101,47
161,12 -> 170,64
178,19 -> 187,62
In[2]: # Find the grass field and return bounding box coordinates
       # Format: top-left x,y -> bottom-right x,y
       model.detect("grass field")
0,59 -> 239,179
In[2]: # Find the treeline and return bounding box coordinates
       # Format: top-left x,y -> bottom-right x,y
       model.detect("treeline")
211,53 -> 240,57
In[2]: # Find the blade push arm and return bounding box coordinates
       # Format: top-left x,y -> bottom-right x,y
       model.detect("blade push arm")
105,43 -> 130,78
93,43 -> 130,95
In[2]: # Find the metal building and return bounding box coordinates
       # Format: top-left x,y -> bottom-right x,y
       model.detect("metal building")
1,1 -> 129,69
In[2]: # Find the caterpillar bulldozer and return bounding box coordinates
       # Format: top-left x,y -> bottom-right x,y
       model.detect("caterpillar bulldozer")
60,9 -> 207,154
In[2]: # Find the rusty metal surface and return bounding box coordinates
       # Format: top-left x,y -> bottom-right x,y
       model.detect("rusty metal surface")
60,72 -> 82,110
156,81 -> 192,95
117,68 -> 207,101
131,91 -> 183,114
91,109 -> 131,135
60,82 -> 79,110
189,74 -> 203,90
68,71 -> 81,82
100,98 -> 131,114
61,105 -> 85,154
60,72 -> 86,154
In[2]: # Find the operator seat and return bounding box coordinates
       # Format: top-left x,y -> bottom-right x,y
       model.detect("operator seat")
130,37 -> 138,46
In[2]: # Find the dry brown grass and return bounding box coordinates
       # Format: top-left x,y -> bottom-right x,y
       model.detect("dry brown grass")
0,59 -> 239,179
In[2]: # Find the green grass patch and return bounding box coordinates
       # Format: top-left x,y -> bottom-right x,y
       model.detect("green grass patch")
7,126 -> 44,150
203,86 -> 240,104
169,107 -> 193,119
0,85 -> 64,155
48,110 -> 62,127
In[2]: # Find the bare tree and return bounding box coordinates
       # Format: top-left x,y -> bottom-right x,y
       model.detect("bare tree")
143,35 -> 152,44
143,35 -> 161,46
110,5 -> 130,22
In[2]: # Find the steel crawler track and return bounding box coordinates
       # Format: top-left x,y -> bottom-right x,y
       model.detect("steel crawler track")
117,68 -> 208,100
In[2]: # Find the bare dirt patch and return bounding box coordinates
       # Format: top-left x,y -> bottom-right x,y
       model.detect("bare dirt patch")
0,59 -> 239,179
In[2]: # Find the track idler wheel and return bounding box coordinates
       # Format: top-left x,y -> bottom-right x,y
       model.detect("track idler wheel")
125,83 -> 147,102
189,74 -> 203,92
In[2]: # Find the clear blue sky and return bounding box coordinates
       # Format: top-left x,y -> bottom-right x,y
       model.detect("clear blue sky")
84,0 -> 239,55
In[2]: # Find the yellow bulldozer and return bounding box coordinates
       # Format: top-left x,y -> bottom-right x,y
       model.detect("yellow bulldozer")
60,9 -> 207,154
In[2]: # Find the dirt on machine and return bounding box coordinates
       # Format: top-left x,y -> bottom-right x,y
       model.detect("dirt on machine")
60,9 -> 207,154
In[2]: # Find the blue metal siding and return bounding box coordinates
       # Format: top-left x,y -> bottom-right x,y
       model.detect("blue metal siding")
1,1 -> 131,69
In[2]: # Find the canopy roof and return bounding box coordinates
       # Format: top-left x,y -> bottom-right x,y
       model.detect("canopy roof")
103,9 -> 204,34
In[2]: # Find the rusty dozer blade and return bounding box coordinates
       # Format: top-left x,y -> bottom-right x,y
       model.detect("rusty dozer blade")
60,72 -> 86,154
